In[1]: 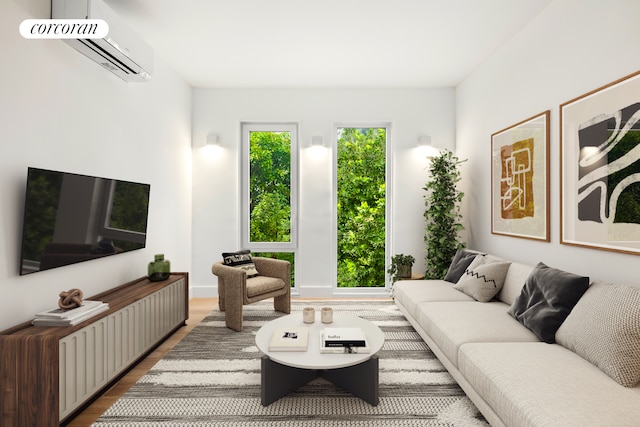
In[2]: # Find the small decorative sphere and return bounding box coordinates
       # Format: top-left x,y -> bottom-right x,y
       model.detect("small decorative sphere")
58,288 -> 84,310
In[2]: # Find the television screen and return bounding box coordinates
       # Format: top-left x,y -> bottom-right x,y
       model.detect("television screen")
19,167 -> 150,275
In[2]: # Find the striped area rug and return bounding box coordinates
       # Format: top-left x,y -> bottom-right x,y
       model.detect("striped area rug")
92,300 -> 488,426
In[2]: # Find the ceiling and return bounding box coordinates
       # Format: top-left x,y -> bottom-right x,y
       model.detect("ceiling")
105,0 -> 552,88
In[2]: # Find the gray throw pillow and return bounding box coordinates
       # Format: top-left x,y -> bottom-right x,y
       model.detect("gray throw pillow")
556,281 -> 640,387
453,256 -> 511,302
508,262 -> 589,343
222,249 -> 259,277
444,249 -> 478,283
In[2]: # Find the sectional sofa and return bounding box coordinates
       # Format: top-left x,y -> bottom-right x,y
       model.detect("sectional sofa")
393,250 -> 640,427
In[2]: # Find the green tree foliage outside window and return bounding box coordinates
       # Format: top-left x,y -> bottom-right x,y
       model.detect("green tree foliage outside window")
249,131 -> 291,243
337,128 -> 386,288
249,131 -> 295,285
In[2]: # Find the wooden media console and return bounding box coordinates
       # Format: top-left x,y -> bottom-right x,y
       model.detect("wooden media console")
0,273 -> 189,427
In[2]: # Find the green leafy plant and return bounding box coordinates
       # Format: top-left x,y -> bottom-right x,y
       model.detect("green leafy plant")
423,150 -> 466,279
387,254 -> 415,283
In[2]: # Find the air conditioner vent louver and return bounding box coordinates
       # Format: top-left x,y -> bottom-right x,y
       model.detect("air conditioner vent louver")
52,0 -> 153,82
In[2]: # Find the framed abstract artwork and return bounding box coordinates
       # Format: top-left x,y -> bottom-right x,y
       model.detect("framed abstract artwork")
491,111 -> 550,241
560,70 -> 640,255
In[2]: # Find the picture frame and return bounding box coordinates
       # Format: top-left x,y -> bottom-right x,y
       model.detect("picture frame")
560,70 -> 640,255
491,111 -> 550,241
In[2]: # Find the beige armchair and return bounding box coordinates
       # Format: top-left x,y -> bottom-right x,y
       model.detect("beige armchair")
212,257 -> 291,331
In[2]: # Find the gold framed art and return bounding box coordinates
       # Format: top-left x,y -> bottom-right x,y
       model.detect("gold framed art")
491,111 -> 550,241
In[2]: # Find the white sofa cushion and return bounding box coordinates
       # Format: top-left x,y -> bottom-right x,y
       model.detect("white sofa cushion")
459,342 -> 640,427
497,261 -> 534,305
454,256 -> 511,302
393,280 -> 474,321
556,280 -> 640,387
415,301 -> 539,367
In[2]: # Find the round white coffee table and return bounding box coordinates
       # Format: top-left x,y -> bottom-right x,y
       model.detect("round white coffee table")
255,312 -> 385,406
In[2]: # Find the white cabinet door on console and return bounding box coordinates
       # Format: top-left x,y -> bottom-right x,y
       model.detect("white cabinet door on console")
59,317 -> 108,420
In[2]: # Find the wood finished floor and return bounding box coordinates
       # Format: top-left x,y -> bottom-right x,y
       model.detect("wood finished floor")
66,297 -> 392,426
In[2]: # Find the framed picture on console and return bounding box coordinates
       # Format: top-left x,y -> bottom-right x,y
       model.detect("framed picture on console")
491,111 -> 550,241
560,70 -> 640,255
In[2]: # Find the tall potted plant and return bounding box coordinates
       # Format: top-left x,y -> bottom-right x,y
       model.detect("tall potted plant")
423,149 -> 466,279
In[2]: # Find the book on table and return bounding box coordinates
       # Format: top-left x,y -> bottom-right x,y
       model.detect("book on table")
32,301 -> 109,326
268,327 -> 309,352
319,331 -> 370,354
322,327 -> 367,347
35,300 -> 107,319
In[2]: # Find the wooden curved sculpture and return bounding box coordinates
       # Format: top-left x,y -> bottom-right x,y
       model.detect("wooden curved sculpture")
58,288 -> 84,309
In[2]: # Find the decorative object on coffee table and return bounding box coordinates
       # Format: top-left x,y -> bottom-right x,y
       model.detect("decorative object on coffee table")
58,288 -> 84,309
321,307 -> 333,323
148,253 -> 170,281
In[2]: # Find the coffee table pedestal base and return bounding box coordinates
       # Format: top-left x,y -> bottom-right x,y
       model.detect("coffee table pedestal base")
261,355 -> 379,406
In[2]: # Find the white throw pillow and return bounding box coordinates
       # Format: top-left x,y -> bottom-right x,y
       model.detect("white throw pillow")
556,281 -> 640,387
453,256 -> 511,302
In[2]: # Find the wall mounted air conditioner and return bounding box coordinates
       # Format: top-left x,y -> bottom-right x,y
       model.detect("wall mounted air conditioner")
52,0 -> 153,82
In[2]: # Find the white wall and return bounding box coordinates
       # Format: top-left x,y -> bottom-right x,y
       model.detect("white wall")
191,88 -> 454,297
456,0 -> 640,286
0,0 -> 192,331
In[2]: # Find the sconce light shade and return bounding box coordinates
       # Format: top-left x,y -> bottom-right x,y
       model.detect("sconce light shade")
206,133 -> 219,146
418,135 -> 431,146
311,135 -> 324,147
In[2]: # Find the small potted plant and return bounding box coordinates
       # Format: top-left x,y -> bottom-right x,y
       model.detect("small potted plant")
387,254 -> 415,283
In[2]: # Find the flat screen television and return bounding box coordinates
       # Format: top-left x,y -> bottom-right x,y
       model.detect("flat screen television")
19,167 -> 150,275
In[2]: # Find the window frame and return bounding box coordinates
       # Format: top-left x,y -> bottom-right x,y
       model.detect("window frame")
240,122 -> 299,251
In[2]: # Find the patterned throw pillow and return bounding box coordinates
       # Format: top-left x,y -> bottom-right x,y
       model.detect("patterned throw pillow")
556,281 -> 640,387
453,256 -> 511,302
222,249 -> 259,277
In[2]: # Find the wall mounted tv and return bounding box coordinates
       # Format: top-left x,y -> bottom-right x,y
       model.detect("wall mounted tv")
19,167 -> 150,275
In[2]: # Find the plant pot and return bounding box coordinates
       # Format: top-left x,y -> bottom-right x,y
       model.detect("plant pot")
397,264 -> 412,279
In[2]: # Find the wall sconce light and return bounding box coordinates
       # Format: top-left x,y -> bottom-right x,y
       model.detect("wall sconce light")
418,135 -> 431,147
311,135 -> 324,147
205,133 -> 220,147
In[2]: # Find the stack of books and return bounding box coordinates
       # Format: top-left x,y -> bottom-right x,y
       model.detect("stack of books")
268,327 -> 309,351
320,327 -> 369,354
32,300 -> 109,327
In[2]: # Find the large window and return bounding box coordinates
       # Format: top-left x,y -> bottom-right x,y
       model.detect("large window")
241,123 -> 298,272
336,127 -> 388,288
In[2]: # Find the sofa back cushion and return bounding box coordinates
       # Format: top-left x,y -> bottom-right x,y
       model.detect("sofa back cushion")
556,280 -> 640,387
498,261 -> 534,305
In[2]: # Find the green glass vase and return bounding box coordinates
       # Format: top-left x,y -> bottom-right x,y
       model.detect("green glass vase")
148,254 -> 170,282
